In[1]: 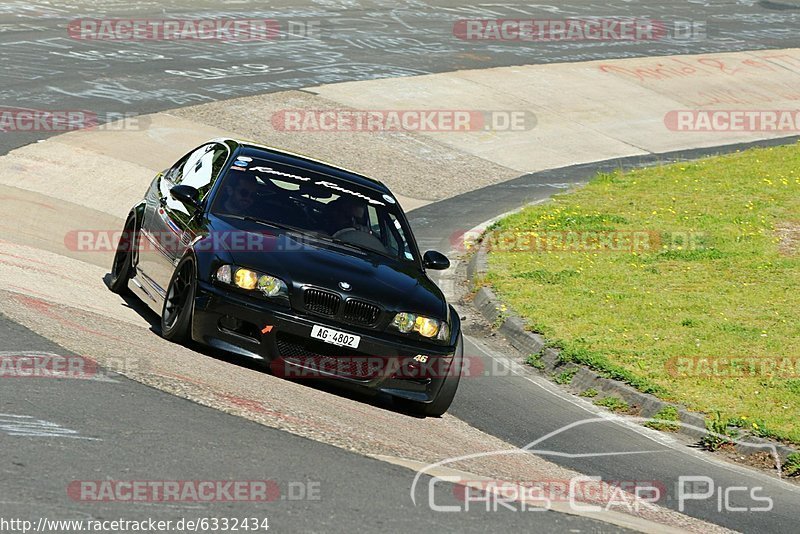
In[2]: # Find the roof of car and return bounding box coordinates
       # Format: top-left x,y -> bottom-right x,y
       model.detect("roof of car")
220,138 -> 392,195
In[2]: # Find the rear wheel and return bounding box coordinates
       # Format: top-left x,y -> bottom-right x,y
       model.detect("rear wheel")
109,217 -> 136,295
161,258 -> 196,343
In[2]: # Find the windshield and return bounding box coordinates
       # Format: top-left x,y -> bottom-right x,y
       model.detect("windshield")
211,157 -> 418,263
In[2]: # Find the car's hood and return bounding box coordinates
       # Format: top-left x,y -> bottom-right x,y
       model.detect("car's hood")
209,215 -> 447,319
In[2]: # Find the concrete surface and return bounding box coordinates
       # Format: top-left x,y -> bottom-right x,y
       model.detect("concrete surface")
3,48 -> 800,533
3,49 -> 797,224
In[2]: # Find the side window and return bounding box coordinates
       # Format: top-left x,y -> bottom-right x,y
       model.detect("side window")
387,213 -> 413,260
164,153 -> 190,183
367,206 -> 381,234
175,143 -> 229,199
367,206 -> 408,259
205,145 -> 229,197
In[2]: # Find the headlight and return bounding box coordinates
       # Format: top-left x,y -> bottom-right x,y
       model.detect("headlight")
392,312 -> 416,333
437,321 -> 450,342
257,274 -> 285,297
415,316 -> 440,338
391,312 -> 446,339
217,265 -> 288,298
234,268 -> 259,290
216,264 -> 232,284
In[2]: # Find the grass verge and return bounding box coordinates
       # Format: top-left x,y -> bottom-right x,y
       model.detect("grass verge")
484,142 -> 800,444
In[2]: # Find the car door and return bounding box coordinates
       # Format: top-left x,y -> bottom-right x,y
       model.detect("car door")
138,142 -> 230,299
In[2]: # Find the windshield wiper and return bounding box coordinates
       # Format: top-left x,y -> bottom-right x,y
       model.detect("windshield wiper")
338,240 -> 388,257
220,213 -> 309,235
221,213 -> 368,255
325,236 -> 402,260
310,234 -> 370,255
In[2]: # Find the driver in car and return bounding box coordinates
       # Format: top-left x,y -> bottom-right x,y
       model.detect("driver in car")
329,197 -> 369,236
220,172 -> 260,215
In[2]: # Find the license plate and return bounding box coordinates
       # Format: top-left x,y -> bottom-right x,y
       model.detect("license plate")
310,325 -> 360,349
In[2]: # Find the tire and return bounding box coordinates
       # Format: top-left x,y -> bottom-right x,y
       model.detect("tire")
397,334 -> 463,417
161,257 -> 196,343
109,217 -> 136,295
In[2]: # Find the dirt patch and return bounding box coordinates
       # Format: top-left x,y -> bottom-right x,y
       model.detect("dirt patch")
775,221 -> 800,255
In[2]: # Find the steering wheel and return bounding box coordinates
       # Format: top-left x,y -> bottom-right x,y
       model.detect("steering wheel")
332,227 -> 359,239
331,228 -> 387,254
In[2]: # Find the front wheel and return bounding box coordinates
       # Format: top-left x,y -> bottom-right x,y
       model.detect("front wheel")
397,335 -> 463,417
109,217 -> 136,295
161,257 -> 196,343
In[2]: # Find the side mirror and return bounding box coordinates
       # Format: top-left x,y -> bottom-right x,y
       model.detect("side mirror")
423,250 -> 450,270
170,185 -> 201,210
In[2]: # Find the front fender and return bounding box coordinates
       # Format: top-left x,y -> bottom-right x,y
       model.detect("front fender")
191,239 -> 234,285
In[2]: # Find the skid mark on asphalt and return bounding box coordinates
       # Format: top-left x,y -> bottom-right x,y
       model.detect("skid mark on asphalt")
156,372 -> 337,430
0,246 -> 57,267
0,413 -> 101,440
0,240 -> 148,326
0,257 -> 86,284
13,293 -> 130,345
215,392 -> 330,430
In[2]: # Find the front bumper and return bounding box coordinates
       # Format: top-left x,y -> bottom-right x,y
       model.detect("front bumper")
192,281 -> 461,402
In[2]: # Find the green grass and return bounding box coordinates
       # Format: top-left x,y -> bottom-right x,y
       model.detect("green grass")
644,406 -> 680,432
784,452 -> 800,477
594,396 -> 630,413
553,367 -> 579,385
484,142 -> 800,444
701,411 -> 739,451
527,353 -> 545,370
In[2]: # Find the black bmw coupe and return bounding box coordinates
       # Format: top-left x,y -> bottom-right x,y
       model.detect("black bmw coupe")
109,138 -> 463,416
